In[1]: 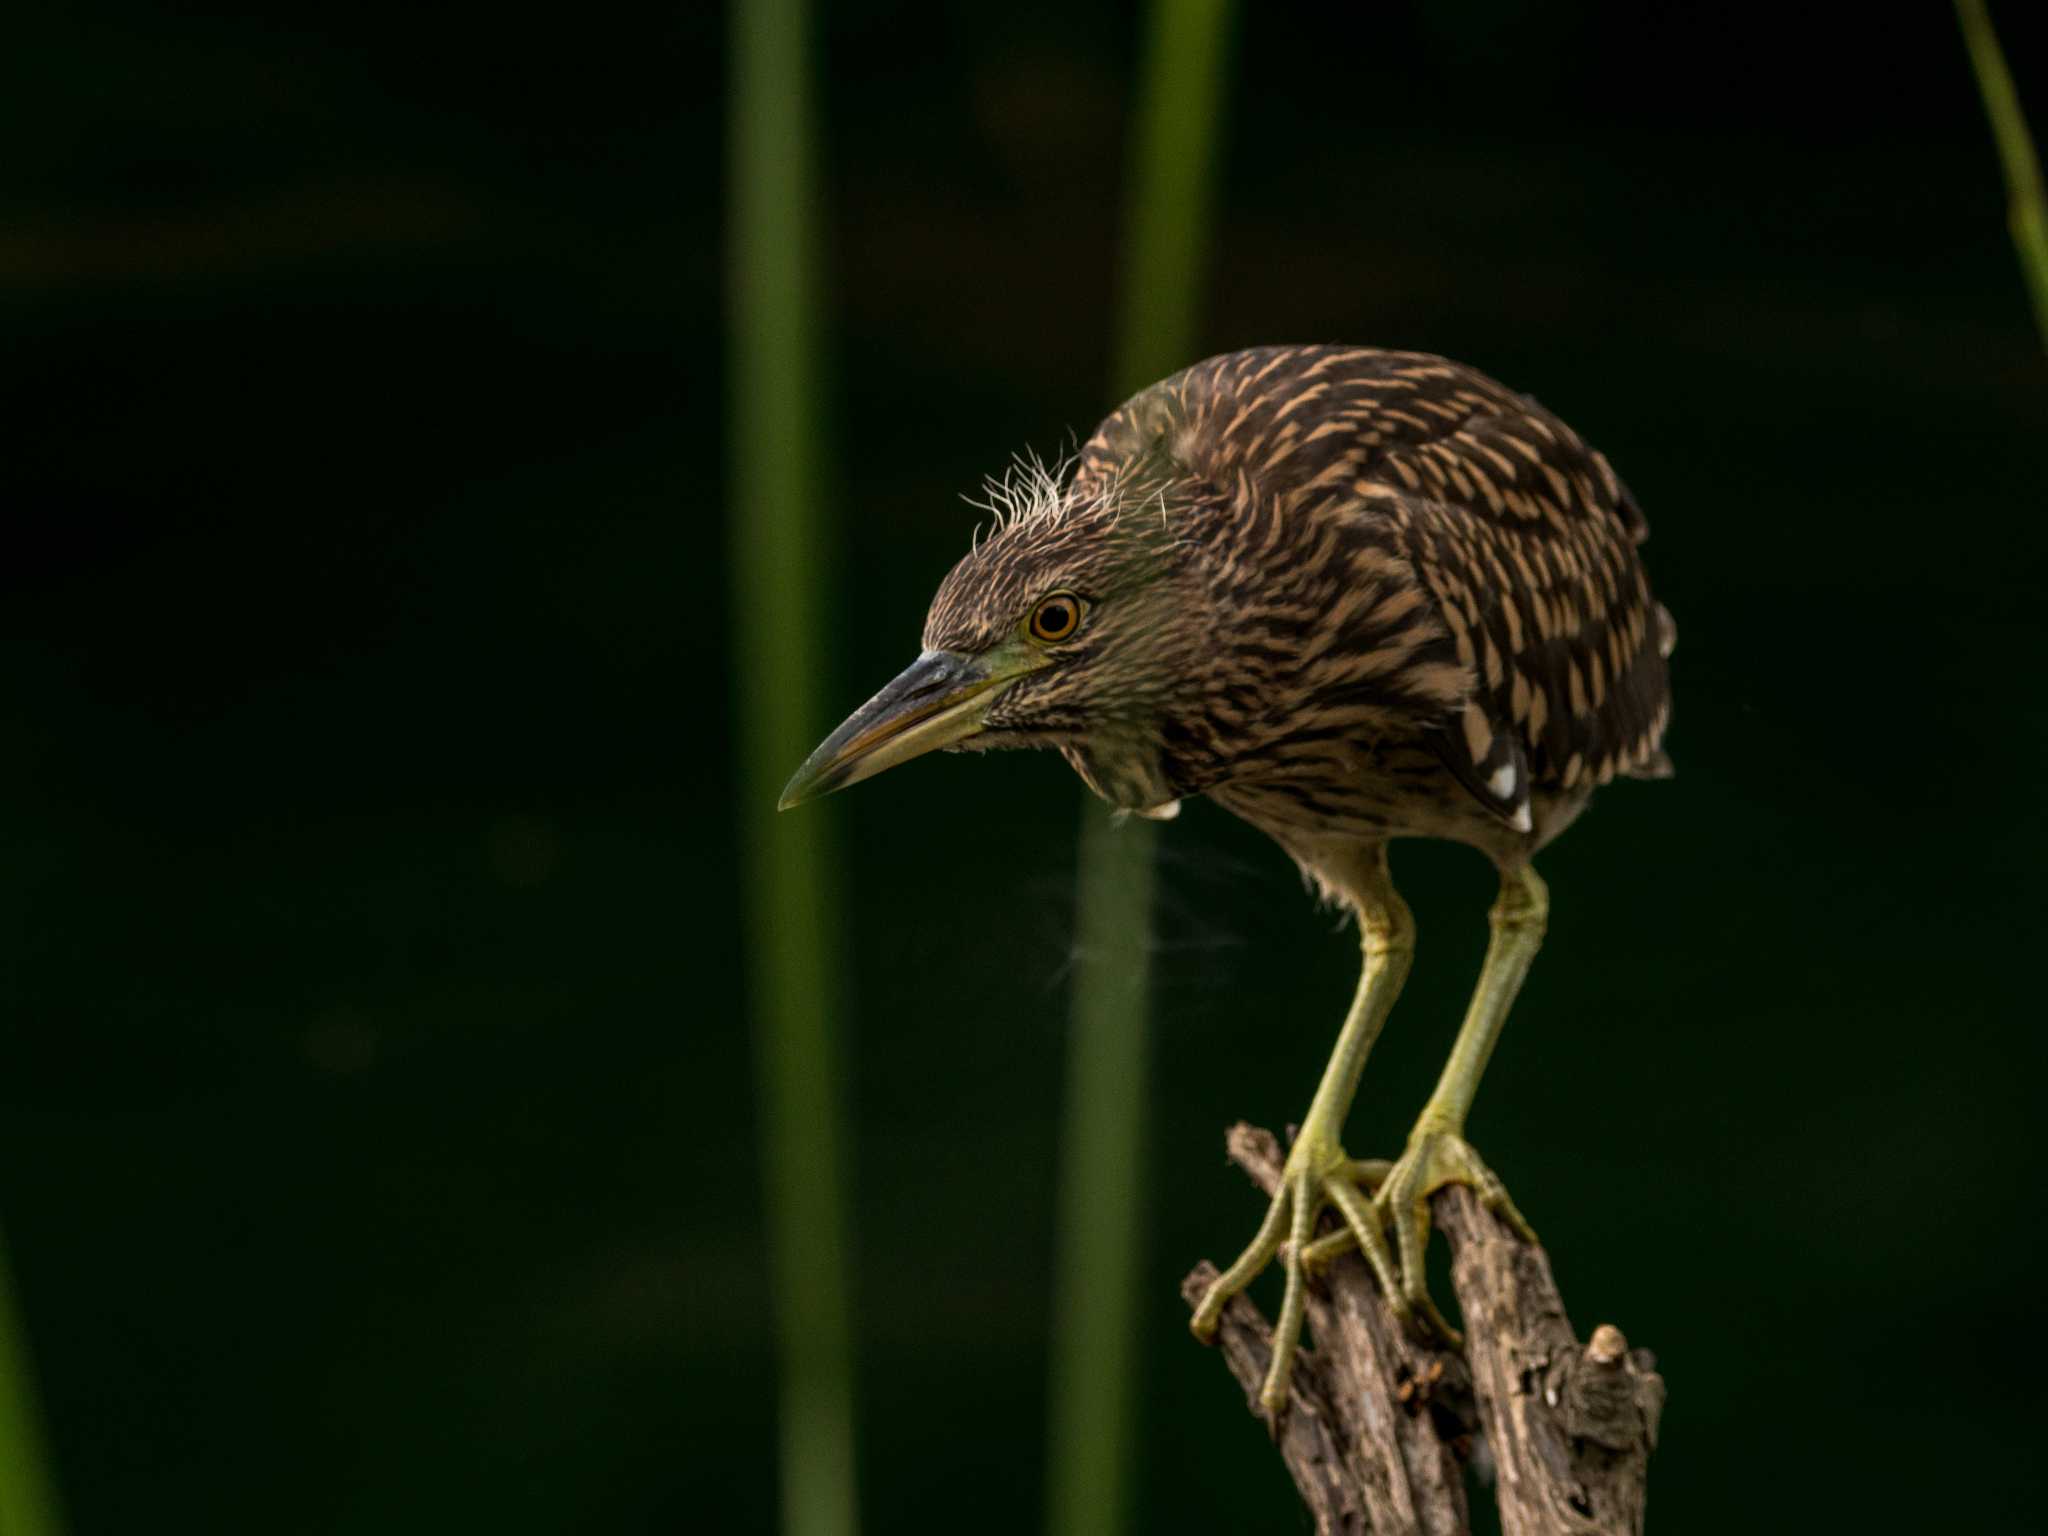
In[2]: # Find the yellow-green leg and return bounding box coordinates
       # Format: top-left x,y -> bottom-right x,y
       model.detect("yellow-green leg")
1189,842 -> 1417,1414
1304,862 -> 1546,1321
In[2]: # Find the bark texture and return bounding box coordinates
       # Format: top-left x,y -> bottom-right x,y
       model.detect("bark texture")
1182,1124 -> 1664,1536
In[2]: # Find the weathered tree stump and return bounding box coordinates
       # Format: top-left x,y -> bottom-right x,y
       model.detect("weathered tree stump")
1182,1124 -> 1664,1536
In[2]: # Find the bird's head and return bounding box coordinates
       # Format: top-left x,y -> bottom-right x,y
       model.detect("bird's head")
780,448 -> 1217,814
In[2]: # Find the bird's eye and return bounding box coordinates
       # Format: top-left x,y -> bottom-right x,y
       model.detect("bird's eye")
1028,592 -> 1085,643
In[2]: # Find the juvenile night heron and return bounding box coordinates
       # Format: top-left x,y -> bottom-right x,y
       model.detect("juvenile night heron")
780,346 -> 1674,1412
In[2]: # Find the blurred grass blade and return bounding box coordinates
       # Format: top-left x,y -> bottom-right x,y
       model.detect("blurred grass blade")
728,3 -> 858,1536
1956,0 -> 2048,346
0,1234 -> 63,1536
1045,5 -> 1237,1536
1107,0 -> 1241,398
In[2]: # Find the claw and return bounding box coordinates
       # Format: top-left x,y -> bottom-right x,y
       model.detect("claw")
1196,1127 -> 1534,1404
1296,1228 -> 1352,1274
1340,1157 -> 1394,1188
1190,1170 -> 1293,1345
1371,1125 -> 1534,1341
1192,1140 -> 1414,1412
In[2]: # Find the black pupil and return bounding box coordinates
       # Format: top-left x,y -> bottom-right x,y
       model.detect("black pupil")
1039,601 -> 1072,634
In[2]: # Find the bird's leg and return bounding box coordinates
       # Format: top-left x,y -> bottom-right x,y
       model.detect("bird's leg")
1355,863 -> 1546,1328
1189,844 -> 1416,1414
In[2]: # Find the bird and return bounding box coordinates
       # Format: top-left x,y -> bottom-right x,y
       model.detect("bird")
779,344 -> 1674,1414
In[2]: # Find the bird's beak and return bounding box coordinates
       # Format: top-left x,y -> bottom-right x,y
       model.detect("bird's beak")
778,648 -> 1037,810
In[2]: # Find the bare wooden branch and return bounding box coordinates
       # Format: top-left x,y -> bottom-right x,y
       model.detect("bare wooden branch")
1182,1124 -> 1663,1536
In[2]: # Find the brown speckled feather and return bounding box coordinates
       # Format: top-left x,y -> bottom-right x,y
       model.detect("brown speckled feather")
799,346 -> 1679,1401
1069,345 -> 1673,853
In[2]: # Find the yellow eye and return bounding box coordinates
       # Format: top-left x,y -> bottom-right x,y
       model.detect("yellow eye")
1028,591 -> 1085,643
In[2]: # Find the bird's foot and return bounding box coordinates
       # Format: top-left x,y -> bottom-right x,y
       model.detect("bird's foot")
1188,1136 -> 1415,1415
1301,1123 -> 1537,1346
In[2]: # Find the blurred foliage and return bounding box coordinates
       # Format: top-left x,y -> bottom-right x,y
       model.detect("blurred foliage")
1956,0 -> 2048,345
728,2 -> 857,1535
2,2 -> 2044,1532
0,1236 -> 63,1536
1047,10 -> 1236,1536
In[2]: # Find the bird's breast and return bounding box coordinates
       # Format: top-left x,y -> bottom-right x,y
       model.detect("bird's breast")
1206,733 -> 1527,853
1059,730 -> 1183,816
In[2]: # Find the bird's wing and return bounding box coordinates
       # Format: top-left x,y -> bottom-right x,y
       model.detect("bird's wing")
1196,346 -> 1675,811
1392,485 -> 1674,826
1082,346 -> 1675,814
1100,344 -> 1648,544
1316,349 -> 1652,549
1314,352 -> 1675,806
1204,348 -> 1671,806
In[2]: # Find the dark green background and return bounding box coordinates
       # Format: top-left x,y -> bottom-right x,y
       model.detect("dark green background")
6,1 -> 2045,1530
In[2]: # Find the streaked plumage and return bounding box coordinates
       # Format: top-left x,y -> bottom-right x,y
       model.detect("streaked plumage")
784,343 -> 1674,1415
925,344 -> 1673,875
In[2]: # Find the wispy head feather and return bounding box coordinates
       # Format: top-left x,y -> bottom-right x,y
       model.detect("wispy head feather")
961,444 -> 1081,550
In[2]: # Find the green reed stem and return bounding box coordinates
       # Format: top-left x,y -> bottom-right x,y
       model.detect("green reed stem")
0,1233 -> 63,1536
1956,0 -> 2048,348
1044,6 -> 1237,1536
728,3 -> 857,1534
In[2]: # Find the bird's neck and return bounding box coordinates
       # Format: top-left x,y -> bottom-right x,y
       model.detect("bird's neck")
1060,724 -> 1182,816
